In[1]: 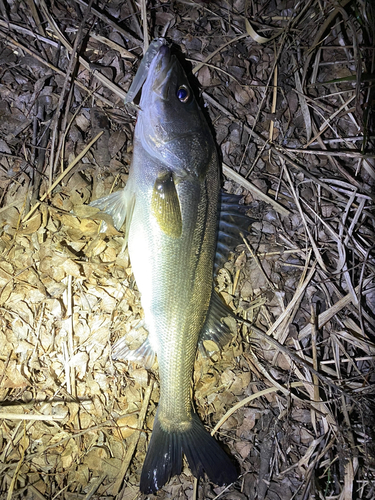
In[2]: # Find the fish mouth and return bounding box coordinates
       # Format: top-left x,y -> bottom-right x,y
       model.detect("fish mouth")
151,44 -> 177,100
124,38 -> 172,105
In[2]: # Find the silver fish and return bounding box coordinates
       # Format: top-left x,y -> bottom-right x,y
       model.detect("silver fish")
91,39 -> 242,493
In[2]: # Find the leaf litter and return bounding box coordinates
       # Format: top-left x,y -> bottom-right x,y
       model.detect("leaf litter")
0,0 -> 374,499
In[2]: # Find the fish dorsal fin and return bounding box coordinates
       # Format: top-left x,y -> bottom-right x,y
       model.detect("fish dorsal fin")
199,289 -> 235,352
151,172 -> 182,238
214,191 -> 255,275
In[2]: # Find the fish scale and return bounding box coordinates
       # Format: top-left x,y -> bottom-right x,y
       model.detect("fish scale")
143,175 -> 216,426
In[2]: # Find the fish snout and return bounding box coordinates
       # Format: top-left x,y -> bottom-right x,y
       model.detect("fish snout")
154,42 -> 172,75
159,43 -> 170,59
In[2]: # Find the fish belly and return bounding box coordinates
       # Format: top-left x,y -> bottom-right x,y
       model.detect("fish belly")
128,152 -> 218,424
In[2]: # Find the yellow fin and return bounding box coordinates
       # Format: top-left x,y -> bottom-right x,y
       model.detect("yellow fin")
151,173 -> 182,238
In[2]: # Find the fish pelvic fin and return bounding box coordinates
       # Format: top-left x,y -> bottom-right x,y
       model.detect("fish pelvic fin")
90,183 -> 135,242
140,411 -> 237,494
112,336 -> 156,369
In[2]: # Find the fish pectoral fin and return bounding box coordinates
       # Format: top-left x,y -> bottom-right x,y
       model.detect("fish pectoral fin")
151,172 -> 182,238
112,336 -> 156,369
199,290 -> 236,354
90,181 -> 135,243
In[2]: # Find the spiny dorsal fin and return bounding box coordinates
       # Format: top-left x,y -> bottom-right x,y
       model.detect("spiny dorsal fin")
214,191 -> 256,275
151,172 -> 182,238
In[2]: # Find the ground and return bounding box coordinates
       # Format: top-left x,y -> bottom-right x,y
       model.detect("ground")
0,0 -> 374,499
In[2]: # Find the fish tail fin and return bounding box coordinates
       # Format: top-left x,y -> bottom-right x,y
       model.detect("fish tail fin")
140,411 -> 237,493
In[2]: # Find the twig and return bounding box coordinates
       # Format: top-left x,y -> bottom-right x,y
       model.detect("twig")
22,131 -> 103,223
281,158 -> 327,271
0,413 -> 64,421
140,0 -> 148,52
222,164 -> 290,216
111,380 -> 154,495
193,34 -> 248,74
298,277 -> 373,340
212,381 -> 304,435
72,0 -> 142,46
242,319 -> 353,399
38,2 -> 128,102
6,424 -> 27,500
0,29 -> 115,106
48,0 -> 94,187
279,148 -> 375,159
203,91 -> 351,205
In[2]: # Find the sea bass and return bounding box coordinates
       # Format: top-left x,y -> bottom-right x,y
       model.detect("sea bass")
91,39 -> 241,493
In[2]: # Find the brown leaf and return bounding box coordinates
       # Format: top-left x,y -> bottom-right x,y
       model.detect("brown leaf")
114,414 -> 138,439
61,259 -> 81,277
1,361 -> 29,388
108,130 -> 127,157
84,446 -> 109,472
20,212 -> 41,235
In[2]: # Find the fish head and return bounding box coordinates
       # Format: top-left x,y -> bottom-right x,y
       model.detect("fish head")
136,42 -> 216,179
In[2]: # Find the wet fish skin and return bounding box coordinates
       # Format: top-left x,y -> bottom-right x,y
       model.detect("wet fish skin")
91,39 -> 237,493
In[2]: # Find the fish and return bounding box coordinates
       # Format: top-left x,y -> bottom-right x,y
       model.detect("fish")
90,38 -> 251,493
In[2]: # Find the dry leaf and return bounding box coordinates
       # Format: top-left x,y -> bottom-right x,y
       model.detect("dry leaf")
114,414 -> 138,439
1,361 -> 29,388
61,259 -> 81,277
73,204 -> 101,218
20,212 -> 41,235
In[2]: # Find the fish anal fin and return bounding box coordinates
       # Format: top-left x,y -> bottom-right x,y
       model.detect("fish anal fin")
151,172 -> 182,238
140,411 -> 237,493
199,290 -> 235,352
112,336 -> 156,369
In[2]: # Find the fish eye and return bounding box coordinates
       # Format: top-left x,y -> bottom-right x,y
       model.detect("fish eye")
176,85 -> 190,102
